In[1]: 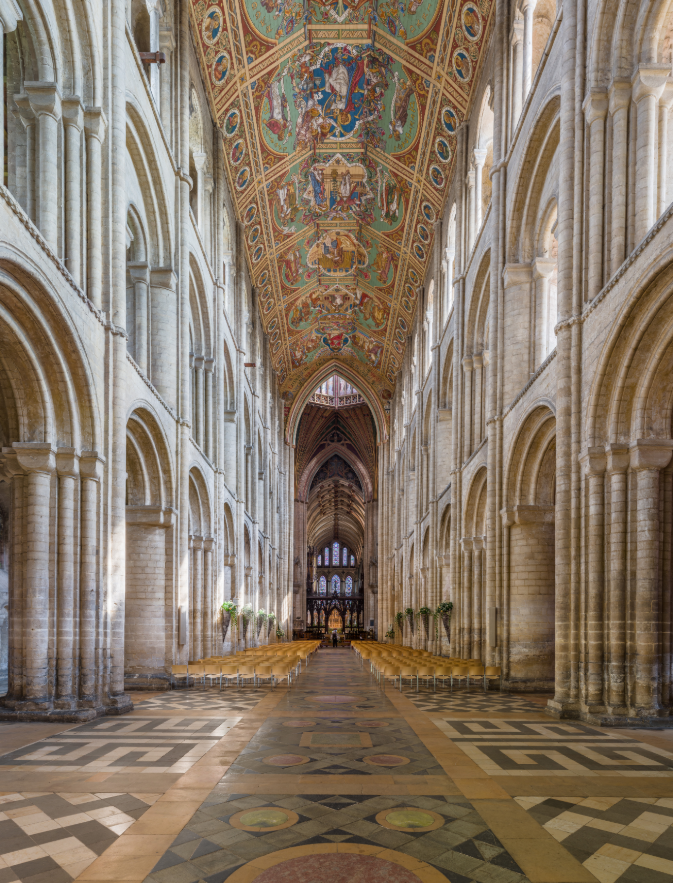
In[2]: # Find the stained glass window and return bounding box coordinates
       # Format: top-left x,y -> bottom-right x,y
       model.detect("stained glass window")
332,541 -> 339,566
319,575 -> 326,595
317,554 -> 321,567
331,574 -> 340,594
325,546 -> 329,563
350,554 -> 355,566
342,546 -> 348,566
345,576 -> 353,595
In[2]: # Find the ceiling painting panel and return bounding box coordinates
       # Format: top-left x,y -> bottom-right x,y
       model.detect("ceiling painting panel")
189,0 -> 494,423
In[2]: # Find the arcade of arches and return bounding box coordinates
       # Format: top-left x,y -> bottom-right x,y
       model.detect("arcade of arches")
3,0 -> 673,880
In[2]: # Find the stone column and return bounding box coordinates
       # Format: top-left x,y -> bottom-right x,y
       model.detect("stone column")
205,358 -> 214,459
205,175 -> 215,260
606,445 -> 629,711
55,449 -> 78,703
632,65 -> 669,242
510,20 -> 524,136
13,97 -> 37,221
630,440 -> 673,714
580,447 -> 606,709
608,80 -> 631,277
466,169 -> 475,253
80,452 -> 103,701
11,444 -> 55,703
159,28 -> 175,141
658,83 -> 673,217
0,8 -> 22,163
444,245 -> 455,313
473,148 -> 487,233
192,536 -> 204,661
461,538 -> 473,660
84,109 -> 106,309
195,356 -> 205,449
584,91 -> 608,301
204,537 -> 214,658
473,353 -> 483,445
193,152 -> 207,228
521,0 -> 534,100
23,83 -> 62,251
129,264 -> 150,373
472,536 -> 483,661
62,98 -> 83,286
147,0 -> 162,103
532,259 -> 555,363
462,356 -> 473,460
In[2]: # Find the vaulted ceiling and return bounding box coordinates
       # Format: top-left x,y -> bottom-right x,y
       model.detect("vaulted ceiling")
190,0 -> 494,421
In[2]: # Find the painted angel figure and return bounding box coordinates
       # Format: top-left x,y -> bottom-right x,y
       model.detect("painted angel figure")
389,71 -> 414,141
264,77 -> 291,141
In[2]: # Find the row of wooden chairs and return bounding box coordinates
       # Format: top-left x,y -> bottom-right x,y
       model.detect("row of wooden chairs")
352,642 -> 501,692
170,641 -> 320,690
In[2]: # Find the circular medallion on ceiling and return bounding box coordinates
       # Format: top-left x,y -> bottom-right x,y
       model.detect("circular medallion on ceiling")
264,299 -> 275,314
226,848 -> 451,883
224,108 -> 240,137
418,224 -> 430,243
422,202 -> 436,223
236,167 -> 251,191
202,6 -> 223,45
363,754 -> 411,767
398,317 -> 408,332
408,268 -> 420,286
453,48 -> 473,83
462,2 -> 483,41
429,165 -> 445,190
441,105 -> 458,135
263,754 -> 310,767
282,720 -> 316,728
229,807 -> 300,832
413,243 -> 426,262
211,51 -> 230,85
231,139 -> 245,165
249,225 -> 261,244
435,137 -> 451,163
376,807 -> 445,833
252,245 -> 263,263
244,204 -> 257,226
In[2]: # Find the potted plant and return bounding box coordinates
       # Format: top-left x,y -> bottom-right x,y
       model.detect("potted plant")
405,606 -> 414,633
418,606 -> 432,638
276,626 -> 285,641
268,612 -> 276,637
221,600 -> 238,642
384,626 -> 396,642
256,608 -> 267,636
241,604 -> 254,639
395,611 -> 404,634
436,600 -> 453,642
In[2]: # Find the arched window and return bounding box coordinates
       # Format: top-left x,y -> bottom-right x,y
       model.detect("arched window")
331,574 -> 340,594
345,576 -> 353,595
319,575 -> 327,595
350,554 -> 355,567
342,546 -> 348,567
324,546 -> 329,563
317,554 -> 322,567
332,542 -> 339,566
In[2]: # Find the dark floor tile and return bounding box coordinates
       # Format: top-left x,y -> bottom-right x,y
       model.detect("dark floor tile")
151,850 -> 188,873
616,865 -> 671,883
0,870 -> 17,883
490,850 -> 525,874
20,869 -> 72,883
6,857 -> 61,879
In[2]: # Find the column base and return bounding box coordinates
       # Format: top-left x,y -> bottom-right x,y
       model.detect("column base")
0,696 -> 130,722
545,698 -> 581,719
547,699 -> 673,727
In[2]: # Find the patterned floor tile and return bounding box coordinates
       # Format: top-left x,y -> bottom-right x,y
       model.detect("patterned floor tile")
405,692 -> 549,715
0,717 -> 238,773
435,720 -> 673,777
518,796 -> 673,883
144,792 -> 531,883
138,690 -> 264,714
0,791 -> 157,881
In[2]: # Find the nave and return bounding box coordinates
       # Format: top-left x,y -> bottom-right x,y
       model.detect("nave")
0,648 -> 672,882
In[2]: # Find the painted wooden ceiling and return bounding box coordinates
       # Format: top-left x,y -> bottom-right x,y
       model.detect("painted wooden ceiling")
190,0 -> 494,421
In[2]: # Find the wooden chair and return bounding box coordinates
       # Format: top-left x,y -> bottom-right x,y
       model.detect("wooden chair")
171,665 -> 190,689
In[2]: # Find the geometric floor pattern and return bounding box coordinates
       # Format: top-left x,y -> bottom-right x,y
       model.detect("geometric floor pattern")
138,691 -> 264,714
0,791 -> 158,882
146,791 -> 530,883
435,720 -> 673,777
404,692 -> 549,715
517,796 -> 673,883
0,717 -> 238,774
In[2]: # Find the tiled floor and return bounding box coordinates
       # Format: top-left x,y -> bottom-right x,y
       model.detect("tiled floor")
0,791 -> 159,881
517,796 -> 673,883
2,651 -> 673,882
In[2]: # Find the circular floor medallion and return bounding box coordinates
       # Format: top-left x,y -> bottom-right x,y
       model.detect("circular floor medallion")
226,847 -> 451,882
359,720 -> 390,728
229,807 -> 299,832
263,754 -> 310,767
364,754 -> 411,767
376,807 -> 445,832
282,720 -> 316,728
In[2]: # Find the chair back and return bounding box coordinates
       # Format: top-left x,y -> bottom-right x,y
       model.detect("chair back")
172,665 -> 188,674
203,664 -> 221,675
